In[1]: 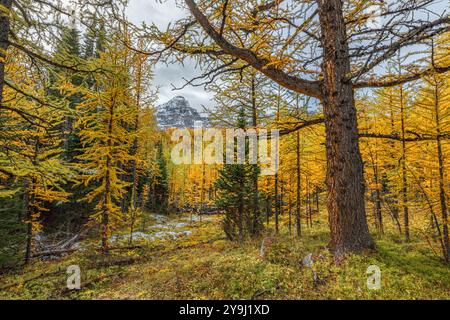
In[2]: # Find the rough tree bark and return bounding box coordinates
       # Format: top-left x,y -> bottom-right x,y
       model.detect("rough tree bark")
185,0 -> 374,258
318,0 -> 373,258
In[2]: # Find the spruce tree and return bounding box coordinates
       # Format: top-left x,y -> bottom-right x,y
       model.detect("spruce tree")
215,108 -> 261,241
148,141 -> 169,214
46,25 -> 97,232
51,25 -> 84,161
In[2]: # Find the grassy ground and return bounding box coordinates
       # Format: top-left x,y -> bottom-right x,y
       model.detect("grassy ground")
0,213 -> 449,300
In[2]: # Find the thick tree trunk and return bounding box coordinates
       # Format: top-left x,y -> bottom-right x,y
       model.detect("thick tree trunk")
318,0 -> 373,259
0,0 -> 12,104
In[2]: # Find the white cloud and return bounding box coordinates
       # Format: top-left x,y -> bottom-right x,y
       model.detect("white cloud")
126,0 -> 187,29
154,60 -> 214,111
127,0 -> 214,111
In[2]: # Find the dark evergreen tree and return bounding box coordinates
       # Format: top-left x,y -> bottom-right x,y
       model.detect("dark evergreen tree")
215,108 -> 262,241
0,193 -> 26,268
147,142 -> 169,214
50,25 -> 83,161
45,25 -> 99,232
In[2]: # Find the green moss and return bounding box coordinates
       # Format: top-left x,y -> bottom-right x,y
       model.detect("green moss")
1,215 -> 449,300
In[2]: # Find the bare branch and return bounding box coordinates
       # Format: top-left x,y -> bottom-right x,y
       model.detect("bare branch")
184,0 -> 323,99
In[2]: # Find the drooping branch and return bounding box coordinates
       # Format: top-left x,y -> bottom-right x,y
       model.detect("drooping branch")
350,16 -> 450,81
0,167 -> 14,180
4,79 -> 63,111
360,132 -> 450,142
0,103 -> 48,128
279,117 -> 324,135
150,20 -> 198,60
354,63 -> 450,89
171,58 -> 248,90
8,41 -> 98,73
279,117 -> 450,143
184,0 -> 323,99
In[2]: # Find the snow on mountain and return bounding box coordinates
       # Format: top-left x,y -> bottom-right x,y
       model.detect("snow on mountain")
156,96 -> 208,129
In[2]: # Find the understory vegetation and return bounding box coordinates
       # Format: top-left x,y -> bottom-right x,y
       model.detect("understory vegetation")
1,212 -> 449,300
1,0 -> 450,301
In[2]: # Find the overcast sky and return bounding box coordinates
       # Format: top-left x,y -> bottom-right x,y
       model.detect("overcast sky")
126,0 -> 214,111
64,0 -> 447,111
124,0 -> 448,111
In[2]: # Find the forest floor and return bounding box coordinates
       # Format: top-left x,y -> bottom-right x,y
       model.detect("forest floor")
0,212 -> 449,300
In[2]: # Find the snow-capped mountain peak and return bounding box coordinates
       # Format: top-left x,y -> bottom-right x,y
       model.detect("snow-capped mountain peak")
156,96 -> 208,129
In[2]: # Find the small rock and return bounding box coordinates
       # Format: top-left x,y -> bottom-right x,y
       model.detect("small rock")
302,253 -> 314,268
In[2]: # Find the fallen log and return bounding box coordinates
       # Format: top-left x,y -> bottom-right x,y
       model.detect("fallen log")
31,248 -> 79,258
